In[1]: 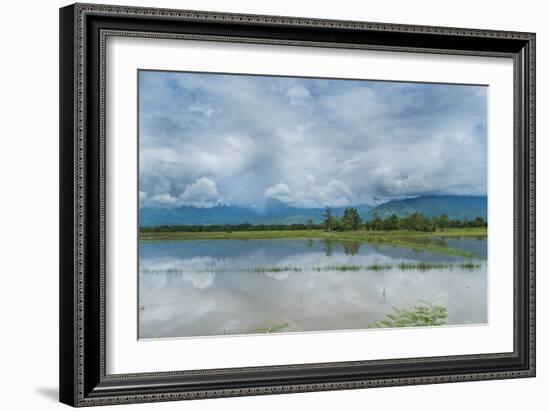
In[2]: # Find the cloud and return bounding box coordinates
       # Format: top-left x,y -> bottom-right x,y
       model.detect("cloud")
148,193 -> 178,206
264,183 -> 294,203
178,177 -> 219,208
140,177 -> 219,208
264,179 -> 352,208
286,85 -> 312,107
310,180 -> 353,207
139,71 -> 487,208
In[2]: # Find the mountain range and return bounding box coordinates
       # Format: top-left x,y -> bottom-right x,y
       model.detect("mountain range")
366,195 -> 487,221
139,200 -> 372,227
139,195 -> 487,227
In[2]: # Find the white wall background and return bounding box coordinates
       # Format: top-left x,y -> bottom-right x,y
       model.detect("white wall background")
0,0 -> 546,409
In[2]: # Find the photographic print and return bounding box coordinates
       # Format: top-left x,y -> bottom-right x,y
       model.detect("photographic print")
138,70 -> 488,339
60,6 -> 536,404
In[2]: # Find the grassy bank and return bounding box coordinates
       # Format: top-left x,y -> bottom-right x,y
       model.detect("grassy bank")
139,227 -> 486,257
139,227 -> 486,241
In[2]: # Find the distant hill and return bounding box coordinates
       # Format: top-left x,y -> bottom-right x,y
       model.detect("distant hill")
366,195 -> 487,221
139,195 -> 487,227
139,200 -> 373,227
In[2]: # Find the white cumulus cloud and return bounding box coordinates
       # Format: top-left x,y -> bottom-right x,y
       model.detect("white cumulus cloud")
178,177 -> 219,208
149,193 -> 178,206
140,177 -> 220,208
264,183 -> 294,203
264,179 -> 352,208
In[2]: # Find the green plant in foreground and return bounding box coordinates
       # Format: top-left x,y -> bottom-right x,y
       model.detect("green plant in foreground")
459,262 -> 481,270
368,301 -> 448,328
322,264 -> 362,271
252,322 -> 290,333
398,262 -> 450,271
253,266 -> 302,273
366,263 -> 393,271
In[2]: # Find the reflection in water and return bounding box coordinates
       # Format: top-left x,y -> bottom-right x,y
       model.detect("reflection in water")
320,239 -> 361,256
342,241 -> 361,256
321,238 -> 335,256
138,239 -> 487,339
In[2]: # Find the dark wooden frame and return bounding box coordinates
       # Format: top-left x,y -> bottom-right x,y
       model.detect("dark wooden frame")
60,2 -> 536,407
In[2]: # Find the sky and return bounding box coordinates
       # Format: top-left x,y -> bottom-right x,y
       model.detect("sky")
138,70 -> 487,209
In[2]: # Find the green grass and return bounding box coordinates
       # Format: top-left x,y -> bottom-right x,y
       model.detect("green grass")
140,261 -> 482,275
459,262 -> 481,270
366,263 -> 394,271
398,262 -> 448,270
139,227 -> 486,241
320,264 -> 362,271
252,266 -> 302,273
368,301 -> 448,328
252,301 -> 450,334
251,322 -> 291,333
139,227 -> 486,257
396,262 -> 481,271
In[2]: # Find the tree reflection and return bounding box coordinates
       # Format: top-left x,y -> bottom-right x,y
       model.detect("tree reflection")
321,239 -> 336,256
321,239 -> 361,256
342,241 -> 361,256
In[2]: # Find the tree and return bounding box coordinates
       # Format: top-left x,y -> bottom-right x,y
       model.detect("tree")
322,207 -> 336,231
408,212 -> 431,231
342,208 -> 362,230
434,214 -> 449,230
366,212 -> 383,231
383,214 -> 400,230
474,216 -> 486,227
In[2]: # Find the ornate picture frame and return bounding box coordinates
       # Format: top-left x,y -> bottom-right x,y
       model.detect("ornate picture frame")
59,3 -> 535,406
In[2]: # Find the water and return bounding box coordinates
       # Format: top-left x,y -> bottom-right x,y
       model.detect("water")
138,238 -> 487,338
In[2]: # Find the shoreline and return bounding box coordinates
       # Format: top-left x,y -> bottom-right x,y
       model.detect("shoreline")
139,227 -> 486,240
139,227 -> 487,258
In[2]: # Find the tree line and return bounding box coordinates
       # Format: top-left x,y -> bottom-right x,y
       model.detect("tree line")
363,211 -> 486,232
140,222 -> 323,233
323,207 -> 486,232
140,208 -> 486,233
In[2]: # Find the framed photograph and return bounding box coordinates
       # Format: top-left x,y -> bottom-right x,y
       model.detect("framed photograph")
59,3 -> 536,407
